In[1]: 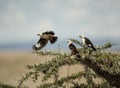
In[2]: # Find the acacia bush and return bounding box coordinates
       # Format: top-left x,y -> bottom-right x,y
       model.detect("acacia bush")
17,39 -> 120,88
1,38 -> 120,88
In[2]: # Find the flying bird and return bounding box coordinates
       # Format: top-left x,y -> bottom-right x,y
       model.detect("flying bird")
79,35 -> 96,51
32,31 -> 58,51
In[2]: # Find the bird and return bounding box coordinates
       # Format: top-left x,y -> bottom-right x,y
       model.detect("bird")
79,35 -> 96,51
32,31 -> 58,51
67,39 -> 79,55
67,39 -> 81,60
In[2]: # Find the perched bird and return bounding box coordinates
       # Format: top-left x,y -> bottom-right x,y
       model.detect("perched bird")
67,39 -> 80,60
67,39 -> 79,55
79,35 -> 96,51
32,31 -> 58,50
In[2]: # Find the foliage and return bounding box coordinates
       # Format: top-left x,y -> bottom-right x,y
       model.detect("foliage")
0,82 -> 15,88
1,38 -> 120,88
17,38 -> 120,88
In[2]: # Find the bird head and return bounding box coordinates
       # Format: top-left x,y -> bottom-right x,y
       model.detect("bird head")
37,33 -> 42,37
79,34 -> 84,39
67,39 -> 73,45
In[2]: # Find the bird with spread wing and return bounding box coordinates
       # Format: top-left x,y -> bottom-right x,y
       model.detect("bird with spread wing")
32,31 -> 58,51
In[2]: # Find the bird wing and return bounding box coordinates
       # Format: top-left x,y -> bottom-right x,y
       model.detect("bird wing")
32,38 -> 48,50
42,31 -> 55,35
33,31 -> 57,50
85,37 -> 94,47
85,37 -> 96,51
69,44 -> 79,55
69,44 -> 77,50
49,36 -> 58,44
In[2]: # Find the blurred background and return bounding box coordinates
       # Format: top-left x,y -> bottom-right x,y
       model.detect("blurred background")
0,0 -> 120,51
0,0 -> 120,87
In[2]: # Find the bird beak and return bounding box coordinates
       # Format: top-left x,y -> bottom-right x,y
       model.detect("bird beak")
37,33 -> 42,36
67,40 -> 72,44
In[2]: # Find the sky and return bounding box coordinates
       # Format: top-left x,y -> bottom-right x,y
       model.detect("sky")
0,0 -> 120,46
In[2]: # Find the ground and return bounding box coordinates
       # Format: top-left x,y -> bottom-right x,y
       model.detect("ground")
0,51 -> 85,88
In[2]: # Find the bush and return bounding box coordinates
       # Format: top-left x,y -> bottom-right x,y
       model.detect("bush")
1,39 -> 120,88
17,39 -> 120,88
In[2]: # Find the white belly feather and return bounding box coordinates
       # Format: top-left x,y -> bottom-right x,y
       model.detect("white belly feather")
35,43 -> 40,48
82,38 -> 85,44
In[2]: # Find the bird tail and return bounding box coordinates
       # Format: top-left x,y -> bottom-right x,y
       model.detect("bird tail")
91,46 -> 96,51
49,36 -> 58,44
32,45 -> 38,50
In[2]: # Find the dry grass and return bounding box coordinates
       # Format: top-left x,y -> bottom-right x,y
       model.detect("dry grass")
0,51 -> 41,85
0,51 -> 86,88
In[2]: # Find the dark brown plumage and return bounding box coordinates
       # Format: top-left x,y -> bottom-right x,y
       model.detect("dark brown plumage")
42,31 -> 55,35
67,39 -> 81,60
32,38 -> 48,50
49,36 -> 58,44
32,31 -> 58,51
79,35 -> 96,51
69,43 -> 79,55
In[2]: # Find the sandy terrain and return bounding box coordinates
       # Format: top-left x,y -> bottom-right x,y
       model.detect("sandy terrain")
0,51 -> 84,87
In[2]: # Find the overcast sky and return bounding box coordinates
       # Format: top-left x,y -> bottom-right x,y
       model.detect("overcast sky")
0,0 -> 120,44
